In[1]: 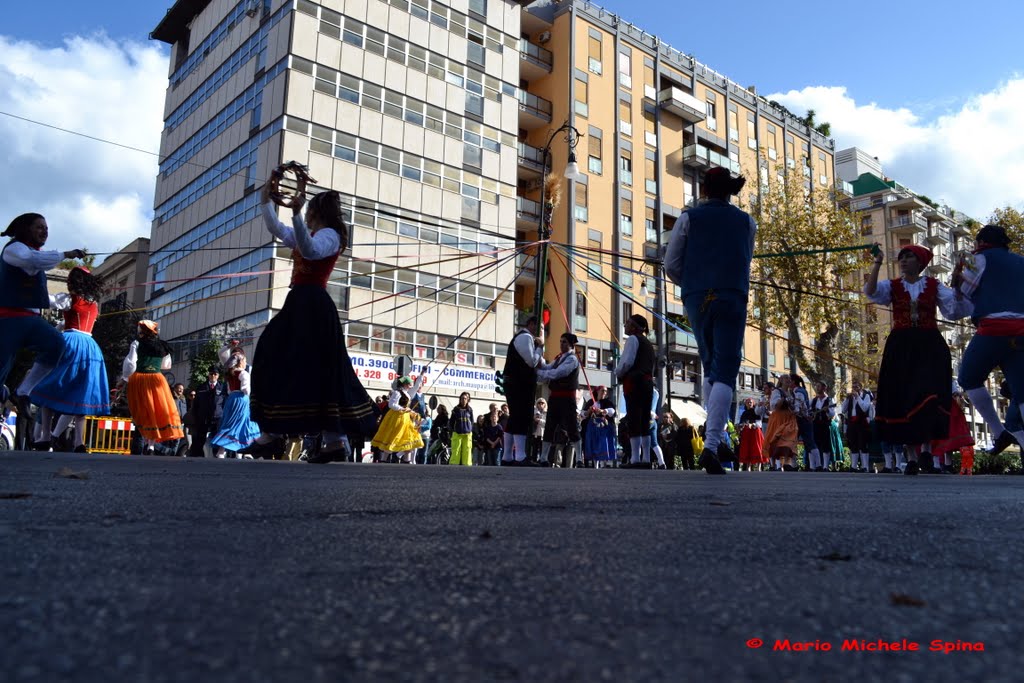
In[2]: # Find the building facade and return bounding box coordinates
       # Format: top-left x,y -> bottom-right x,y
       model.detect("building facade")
150,0 -> 525,405
93,237 -> 152,315
515,0 -> 840,410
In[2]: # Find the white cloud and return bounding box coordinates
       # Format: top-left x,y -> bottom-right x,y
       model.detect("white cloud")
768,80 -> 1024,219
0,34 -> 167,259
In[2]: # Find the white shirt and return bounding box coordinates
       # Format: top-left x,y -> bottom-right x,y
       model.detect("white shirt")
261,202 -> 340,260
811,395 -> 837,421
513,329 -> 543,368
121,340 -> 172,381
2,242 -> 66,313
537,351 -> 579,382
865,276 -> 973,320
663,209 -> 758,286
842,392 -> 873,418
614,335 -> 639,379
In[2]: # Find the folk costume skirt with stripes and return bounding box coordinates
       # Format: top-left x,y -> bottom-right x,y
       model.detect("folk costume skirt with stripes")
251,285 -> 378,436
874,327 -> 951,445
126,371 -> 184,443
30,330 -> 110,415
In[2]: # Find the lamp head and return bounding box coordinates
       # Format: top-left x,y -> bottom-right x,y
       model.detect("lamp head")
563,152 -> 582,181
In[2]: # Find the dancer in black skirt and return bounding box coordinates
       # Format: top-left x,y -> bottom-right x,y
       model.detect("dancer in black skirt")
251,177 -> 378,460
615,314 -> 655,468
864,244 -> 972,474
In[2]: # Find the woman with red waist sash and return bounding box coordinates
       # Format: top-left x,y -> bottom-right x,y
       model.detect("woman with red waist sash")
615,315 -> 655,468
30,266 -> 110,451
864,244 -> 972,475
250,179 -> 378,461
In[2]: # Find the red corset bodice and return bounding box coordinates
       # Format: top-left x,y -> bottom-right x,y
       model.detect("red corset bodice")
290,246 -> 339,288
64,296 -> 98,333
226,371 -> 243,392
890,277 -> 938,330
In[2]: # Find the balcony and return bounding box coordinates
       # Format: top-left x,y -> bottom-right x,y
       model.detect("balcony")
666,328 -> 698,352
925,224 -> 950,245
517,142 -> 545,179
887,193 -> 928,210
681,143 -> 741,174
834,179 -> 854,197
929,253 -> 952,273
951,222 -> 972,238
519,39 -> 553,81
517,90 -> 552,130
888,214 -> 927,234
515,250 -> 537,284
516,196 -> 541,231
658,87 -> 706,124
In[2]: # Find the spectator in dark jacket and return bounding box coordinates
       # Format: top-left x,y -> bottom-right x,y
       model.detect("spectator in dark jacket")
189,370 -> 227,458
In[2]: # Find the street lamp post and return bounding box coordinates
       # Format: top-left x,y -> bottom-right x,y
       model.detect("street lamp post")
533,120 -> 583,336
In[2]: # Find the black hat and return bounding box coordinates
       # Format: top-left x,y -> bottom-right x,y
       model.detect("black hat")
628,314 -> 649,332
561,333 -> 579,345
976,224 -> 1011,248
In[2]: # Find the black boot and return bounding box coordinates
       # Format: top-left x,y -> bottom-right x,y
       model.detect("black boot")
698,448 -> 727,475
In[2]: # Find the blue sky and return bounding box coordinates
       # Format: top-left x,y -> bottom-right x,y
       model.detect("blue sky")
1,0 -> 1023,255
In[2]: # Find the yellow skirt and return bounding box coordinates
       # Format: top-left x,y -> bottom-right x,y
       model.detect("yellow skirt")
127,372 -> 184,443
371,409 -> 424,453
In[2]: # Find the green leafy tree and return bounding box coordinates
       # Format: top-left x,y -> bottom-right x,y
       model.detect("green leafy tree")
57,253 -> 98,271
93,308 -> 143,389
748,167 -> 872,389
188,339 -> 224,390
987,206 -> 1024,247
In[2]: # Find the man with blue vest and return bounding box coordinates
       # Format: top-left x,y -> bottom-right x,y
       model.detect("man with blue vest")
1,212 -> 87,449
663,167 -> 757,475
955,224 -> 1024,449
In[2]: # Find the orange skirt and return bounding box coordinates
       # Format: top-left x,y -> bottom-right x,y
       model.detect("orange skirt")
127,372 -> 184,443
763,409 -> 798,460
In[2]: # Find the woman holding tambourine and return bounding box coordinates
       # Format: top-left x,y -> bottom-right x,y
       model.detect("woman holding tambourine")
250,163 -> 379,461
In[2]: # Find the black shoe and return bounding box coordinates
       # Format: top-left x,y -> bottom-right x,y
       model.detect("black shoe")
657,464 -> 666,470
698,449 -> 727,475
32,440 -> 52,452
782,464 -> 796,472
918,453 -> 935,473
518,459 -> 539,467
73,445 -> 88,453
988,431 -> 1018,456
904,461 -> 920,476
881,467 -> 893,474
500,459 -> 517,467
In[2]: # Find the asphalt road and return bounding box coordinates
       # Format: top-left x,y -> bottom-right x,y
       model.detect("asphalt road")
2,451 -> 1022,682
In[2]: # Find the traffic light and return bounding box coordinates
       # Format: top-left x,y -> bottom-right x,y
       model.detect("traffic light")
494,370 -> 505,395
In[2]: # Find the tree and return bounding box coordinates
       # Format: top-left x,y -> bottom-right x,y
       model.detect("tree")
57,254 -> 98,271
188,339 -> 224,390
987,206 -> 1024,247
747,167 -> 872,390
92,306 -> 142,390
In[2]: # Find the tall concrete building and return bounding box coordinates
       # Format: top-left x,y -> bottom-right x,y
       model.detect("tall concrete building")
515,1 -> 842,407
150,0 -> 525,404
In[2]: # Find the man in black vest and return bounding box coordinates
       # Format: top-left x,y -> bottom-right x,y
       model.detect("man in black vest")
0,212 -> 86,449
615,315 -> 656,468
189,369 -> 227,458
537,332 -> 580,467
501,316 -> 543,465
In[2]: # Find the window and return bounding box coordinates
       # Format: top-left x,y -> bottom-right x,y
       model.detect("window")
645,207 -> 656,243
705,100 -> 717,131
860,215 -> 873,236
747,114 -> 757,150
619,100 -> 632,136
618,49 -> 631,87
728,110 -> 739,142
620,151 -> 632,185
588,36 -> 602,75
644,157 -> 656,196
620,197 -> 633,236
575,78 -> 588,117
588,133 -> 602,174
587,234 -> 601,278
622,302 -> 633,330
574,290 -> 588,332
575,183 -> 588,222
643,109 -> 656,147
468,0 -> 486,18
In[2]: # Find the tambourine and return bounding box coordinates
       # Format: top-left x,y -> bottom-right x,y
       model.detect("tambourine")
268,161 -> 317,209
